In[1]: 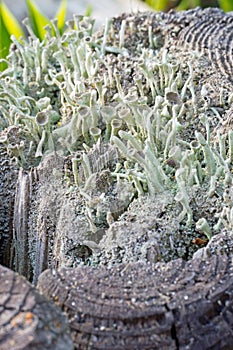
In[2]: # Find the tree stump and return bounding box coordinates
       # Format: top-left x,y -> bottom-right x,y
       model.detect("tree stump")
1,7 -> 233,350
0,265 -> 73,350
38,250 -> 233,349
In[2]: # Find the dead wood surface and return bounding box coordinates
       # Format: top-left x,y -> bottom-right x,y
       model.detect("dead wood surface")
38,252 -> 233,350
0,265 -> 73,350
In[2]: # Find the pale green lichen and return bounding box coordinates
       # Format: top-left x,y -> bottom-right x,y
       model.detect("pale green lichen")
1,12 -> 233,268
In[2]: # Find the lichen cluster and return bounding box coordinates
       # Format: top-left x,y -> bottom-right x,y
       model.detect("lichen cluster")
1,12 -> 233,270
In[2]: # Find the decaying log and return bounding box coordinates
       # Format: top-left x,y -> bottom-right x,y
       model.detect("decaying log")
0,265 -> 73,350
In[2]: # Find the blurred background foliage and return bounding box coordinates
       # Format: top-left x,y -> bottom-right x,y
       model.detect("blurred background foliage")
144,0 -> 233,11
0,0 -> 68,70
0,0 -> 93,70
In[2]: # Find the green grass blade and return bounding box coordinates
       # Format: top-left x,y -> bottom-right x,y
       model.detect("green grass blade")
55,0 -> 67,34
0,14 -> 11,70
175,0 -> 189,10
0,1 -> 24,38
25,0 -> 51,40
85,4 -> 93,17
0,1 -> 24,70
145,0 -> 170,11
176,0 -> 200,10
218,0 -> 233,11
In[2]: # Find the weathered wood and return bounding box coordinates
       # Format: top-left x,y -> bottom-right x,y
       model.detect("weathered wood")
0,265 -> 73,350
164,7 -> 233,80
38,247 -> 233,350
0,141 -> 18,268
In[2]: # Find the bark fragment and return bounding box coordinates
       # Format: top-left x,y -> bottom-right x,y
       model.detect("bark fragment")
0,265 -> 73,350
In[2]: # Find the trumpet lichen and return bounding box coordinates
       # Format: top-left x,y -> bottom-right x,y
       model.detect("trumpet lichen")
1,10 -> 233,274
